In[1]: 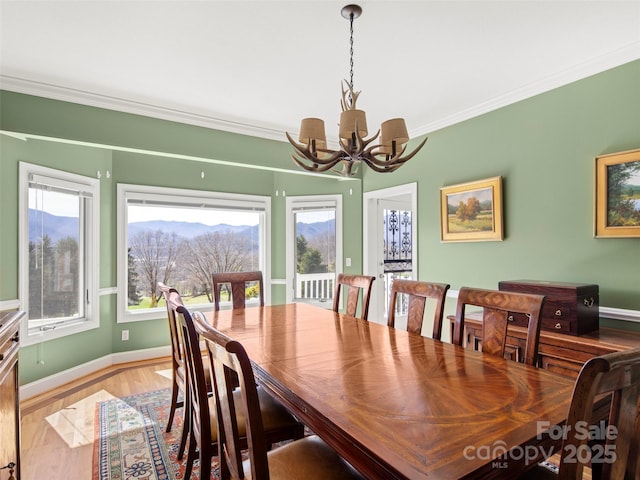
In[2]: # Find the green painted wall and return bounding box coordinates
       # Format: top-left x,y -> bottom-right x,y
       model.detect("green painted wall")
2,59 -> 639,384
363,60 -> 640,321
0,92 -> 353,384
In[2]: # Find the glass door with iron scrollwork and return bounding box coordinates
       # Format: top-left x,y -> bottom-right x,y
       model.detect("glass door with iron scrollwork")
376,199 -> 413,323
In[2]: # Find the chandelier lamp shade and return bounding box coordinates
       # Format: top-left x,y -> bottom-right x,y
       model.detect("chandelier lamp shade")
285,4 -> 428,177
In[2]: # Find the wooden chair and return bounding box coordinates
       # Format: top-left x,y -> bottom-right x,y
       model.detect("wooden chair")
212,271 -> 264,310
157,282 -> 190,459
170,301 -> 305,480
332,273 -> 376,321
518,347 -> 640,480
387,279 -> 450,339
195,315 -> 365,480
452,287 -> 545,366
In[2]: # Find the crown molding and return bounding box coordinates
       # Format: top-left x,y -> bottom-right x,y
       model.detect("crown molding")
0,75 -> 288,142
410,42 -> 640,139
2,42 -> 639,145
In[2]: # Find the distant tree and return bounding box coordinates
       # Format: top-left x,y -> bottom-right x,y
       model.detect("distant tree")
129,230 -> 180,308
28,235 -> 54,319
456,197 -> 481,221
307,232 -> 336,272
180,231 -> 253,302
127,247 -> 141,305
299,248 -> 326,274
54,236 -> 80,316
296,235 -> 309,273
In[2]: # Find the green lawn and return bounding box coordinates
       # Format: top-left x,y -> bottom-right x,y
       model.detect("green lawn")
129,293 -> 217,310
446,212 -> 493,233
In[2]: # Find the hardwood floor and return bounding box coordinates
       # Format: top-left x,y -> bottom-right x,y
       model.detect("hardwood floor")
20,358 -> 173,480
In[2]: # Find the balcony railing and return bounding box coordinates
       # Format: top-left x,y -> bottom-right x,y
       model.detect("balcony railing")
295,272 -> 335,302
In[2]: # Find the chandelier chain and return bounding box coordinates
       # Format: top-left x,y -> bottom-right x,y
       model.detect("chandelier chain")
349,11 -> 355,89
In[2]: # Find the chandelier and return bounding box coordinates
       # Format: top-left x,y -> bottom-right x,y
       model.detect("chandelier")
286,4 -> 428,177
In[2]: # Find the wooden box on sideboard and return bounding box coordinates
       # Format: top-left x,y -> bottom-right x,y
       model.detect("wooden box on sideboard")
498,280 -> 599,336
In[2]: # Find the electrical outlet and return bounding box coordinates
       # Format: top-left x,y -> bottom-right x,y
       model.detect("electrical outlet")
345,257 -> 352,267
121,329 -> 129,341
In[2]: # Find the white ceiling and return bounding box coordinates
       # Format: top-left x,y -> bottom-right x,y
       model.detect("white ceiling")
2,1 -> 640,145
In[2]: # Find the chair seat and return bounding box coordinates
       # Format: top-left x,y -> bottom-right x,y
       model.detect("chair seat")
243,435 -> 364,480
207,386 -> 302,442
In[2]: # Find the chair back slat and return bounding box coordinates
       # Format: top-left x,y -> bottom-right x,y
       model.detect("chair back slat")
195,313 -> 270,480
158,282 -> 183,367
387,280 -> 450,339
556,348 -> 640,479
332,274 -> 375,320
212,271 -> 265,311
452,287 -> 545,366
166,298 -> 216,479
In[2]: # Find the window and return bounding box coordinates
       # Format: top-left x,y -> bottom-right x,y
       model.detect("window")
286,195 -> 342,305
118,184 -> 270,322
19,162 -> 100,345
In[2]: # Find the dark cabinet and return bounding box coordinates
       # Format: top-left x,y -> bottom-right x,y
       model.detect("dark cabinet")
498,280 -> 599,335
453,312 -> 640,379
0,310 -> 24,480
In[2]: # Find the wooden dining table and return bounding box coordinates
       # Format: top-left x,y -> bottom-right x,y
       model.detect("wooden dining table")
202,302 -> 575,480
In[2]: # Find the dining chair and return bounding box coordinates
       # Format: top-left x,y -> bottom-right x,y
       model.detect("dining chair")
518,347 -> 640,480
452,287 -> 545,366
332,273 -> 376,321
157,282 -> 190,459
194,314 -> 365,480
171,301 -> 305,480
387,279 -> 450,339
212,271 -> 265,310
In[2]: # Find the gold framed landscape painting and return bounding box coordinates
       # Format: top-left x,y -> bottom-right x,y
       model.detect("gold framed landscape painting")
440,176 -> 503,242
595,148 -> 640,238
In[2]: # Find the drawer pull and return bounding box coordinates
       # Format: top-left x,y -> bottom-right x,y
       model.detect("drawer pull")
555,309 -> 563,316
583,297 -> 595,308
508,315 -> 514,322
554,323 -> 562,330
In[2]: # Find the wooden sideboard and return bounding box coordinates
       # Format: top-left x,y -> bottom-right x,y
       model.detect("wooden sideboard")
0,310 -> 24,480
450,312 -> 640,379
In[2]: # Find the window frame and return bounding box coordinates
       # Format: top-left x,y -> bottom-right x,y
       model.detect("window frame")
117,184 -> 271,323
285,194 -> 343,304
18,162 -> 100,346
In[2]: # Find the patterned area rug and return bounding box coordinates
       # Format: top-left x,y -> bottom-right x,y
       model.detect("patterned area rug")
93,388 -> 212,480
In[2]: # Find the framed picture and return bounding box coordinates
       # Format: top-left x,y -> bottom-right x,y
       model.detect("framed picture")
440,176 -> 503,242
595,148 -> 640,238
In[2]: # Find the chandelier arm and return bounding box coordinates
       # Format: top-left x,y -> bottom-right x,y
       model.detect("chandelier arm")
366,136 -> 429,168
291,155 -> 343,173
386,137 -> 429,165
361,157 -> 401,173
285,132 -> 346,165
358,136 -> 428,172
331,160 -> 358,176
358,129 -> 380,150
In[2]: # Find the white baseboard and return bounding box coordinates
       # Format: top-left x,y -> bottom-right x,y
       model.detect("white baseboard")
0,299 -> 21,310
20,345 -> 171,400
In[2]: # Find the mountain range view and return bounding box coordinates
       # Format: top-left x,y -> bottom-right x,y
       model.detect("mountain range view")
29,210 -> 334,243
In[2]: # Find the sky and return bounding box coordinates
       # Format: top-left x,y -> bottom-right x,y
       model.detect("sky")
127,205 -> 260,226
32,192 -> 335,225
